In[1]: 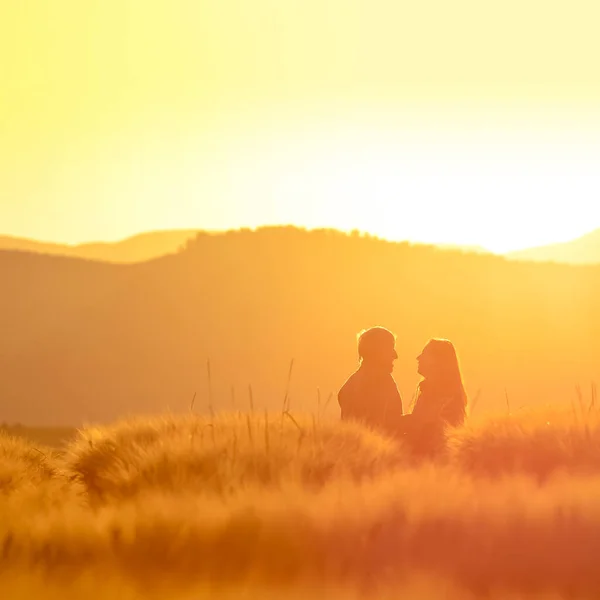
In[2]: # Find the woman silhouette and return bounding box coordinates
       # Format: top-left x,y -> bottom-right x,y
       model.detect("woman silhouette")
401,338 -> 467,455
413,338 -> 467,427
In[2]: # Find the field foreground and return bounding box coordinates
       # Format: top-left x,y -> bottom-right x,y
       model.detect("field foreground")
3,407 -> 600,599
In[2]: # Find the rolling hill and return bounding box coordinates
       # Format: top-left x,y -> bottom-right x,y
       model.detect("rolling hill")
506,228 -> 600,265
0,230 -> 198,264
1,226 -> 599,426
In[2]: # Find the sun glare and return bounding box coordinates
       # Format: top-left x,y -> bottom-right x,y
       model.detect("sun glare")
15,117 -> 599,255
210,123 -> 600,254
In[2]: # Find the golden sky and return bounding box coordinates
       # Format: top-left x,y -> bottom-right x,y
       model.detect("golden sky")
2,0 -> 600,252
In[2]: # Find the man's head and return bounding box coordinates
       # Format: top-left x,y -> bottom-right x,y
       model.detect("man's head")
357,326 -> 398,373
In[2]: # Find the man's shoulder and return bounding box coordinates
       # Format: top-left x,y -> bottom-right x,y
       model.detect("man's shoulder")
339,369 -> 363,391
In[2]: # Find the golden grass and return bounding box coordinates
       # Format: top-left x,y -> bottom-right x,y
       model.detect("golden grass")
0,434 -> 57,484
3,407 -> 600,599
452,406 -> 600,479
64,413 -> 404,501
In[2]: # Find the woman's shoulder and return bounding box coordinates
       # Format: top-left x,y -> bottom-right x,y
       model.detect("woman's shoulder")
416,379 -> 434,397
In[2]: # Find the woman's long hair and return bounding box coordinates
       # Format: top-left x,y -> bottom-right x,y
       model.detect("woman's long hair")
418,338 -> 467,427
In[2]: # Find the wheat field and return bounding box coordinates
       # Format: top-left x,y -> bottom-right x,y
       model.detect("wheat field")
3,404 -> 600,599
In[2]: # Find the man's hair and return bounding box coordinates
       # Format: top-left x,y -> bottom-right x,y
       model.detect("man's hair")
357,326 -> 396,362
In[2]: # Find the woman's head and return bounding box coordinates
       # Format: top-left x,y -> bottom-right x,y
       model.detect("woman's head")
417,338 -> 460,380
357,326 -> 398,373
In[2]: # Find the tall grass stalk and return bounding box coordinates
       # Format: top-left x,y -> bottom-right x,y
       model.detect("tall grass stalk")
207,359 -> 215,421
248,385 -> 255,415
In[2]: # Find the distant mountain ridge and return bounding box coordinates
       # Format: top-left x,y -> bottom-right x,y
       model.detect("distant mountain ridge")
0,230 -> 198,263
0,230 -> 496,267
2,226 -> 600,265
0,230 -> 494,263
506,229 -> 600,265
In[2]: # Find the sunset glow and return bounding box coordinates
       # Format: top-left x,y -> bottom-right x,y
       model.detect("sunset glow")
2,0 -> 600,252
5,4 -> 600,597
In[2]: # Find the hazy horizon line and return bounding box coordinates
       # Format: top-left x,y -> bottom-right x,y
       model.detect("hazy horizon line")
2,223 -> 599,256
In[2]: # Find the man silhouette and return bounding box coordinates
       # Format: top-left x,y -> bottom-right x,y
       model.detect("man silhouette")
338,326 -> 403,435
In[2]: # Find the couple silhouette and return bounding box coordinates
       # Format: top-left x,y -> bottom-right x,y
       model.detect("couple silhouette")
338,326 -> 467,454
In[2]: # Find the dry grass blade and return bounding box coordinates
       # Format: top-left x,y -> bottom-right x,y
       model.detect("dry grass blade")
248,385 -> 255,415
468,388 -> 481,417
246,413 -> 254,448
282,359 -> 295,414
207,359 -> 215,420
283,411 -> 304,434
323,392 -> 333,416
